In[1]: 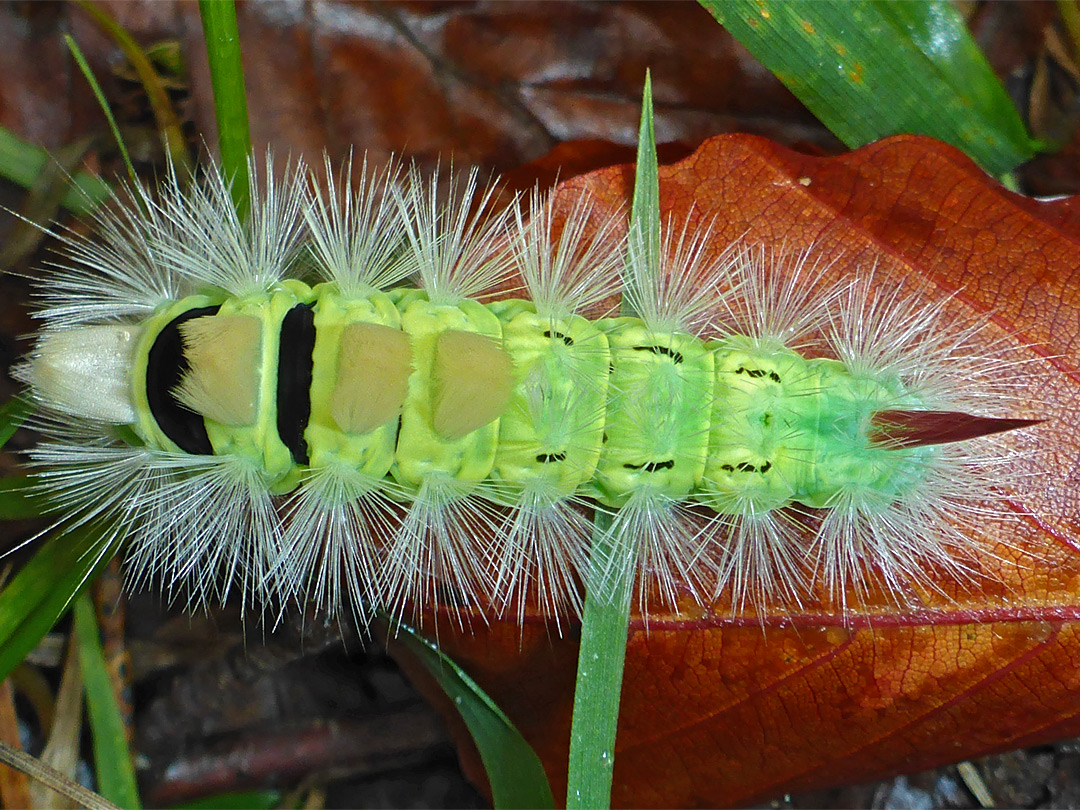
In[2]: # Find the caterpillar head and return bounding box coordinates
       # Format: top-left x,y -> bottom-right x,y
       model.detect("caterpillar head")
20,325 -> 141,424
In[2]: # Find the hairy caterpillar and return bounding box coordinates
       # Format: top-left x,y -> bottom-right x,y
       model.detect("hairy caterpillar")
16,153 -> 1038,625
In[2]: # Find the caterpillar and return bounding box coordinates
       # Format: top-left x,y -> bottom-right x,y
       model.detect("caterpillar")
16,153 -> 1038,625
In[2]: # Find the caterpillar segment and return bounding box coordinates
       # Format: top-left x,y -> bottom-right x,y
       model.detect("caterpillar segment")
18,156 -> 1037,622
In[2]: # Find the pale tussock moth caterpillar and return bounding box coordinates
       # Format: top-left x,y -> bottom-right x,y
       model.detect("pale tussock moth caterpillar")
15,151 -> 1040,625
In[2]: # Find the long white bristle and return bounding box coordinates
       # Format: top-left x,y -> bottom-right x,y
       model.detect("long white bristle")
393,164 -> 518,305
511,189 -> 624,320
305,153 -> 411,295
622,215 -> 742,336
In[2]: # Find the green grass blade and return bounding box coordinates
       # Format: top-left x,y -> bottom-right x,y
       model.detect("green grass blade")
199,0 -> 252,217
0,401 -> 43,521
74,593 -> 141,809
566,74 -> 659,809
165,790 -> 282,809
396,624 -> 555,810
73,0 -> 192,177
0,476 -> 48,521
627,69 -> 660,308
64,35 -> 137,186
566,511 -> 628,810
0,397 -> 32,450
0,127 -> 111,216
0,527 -> 118,683
700,0 -> 1040,175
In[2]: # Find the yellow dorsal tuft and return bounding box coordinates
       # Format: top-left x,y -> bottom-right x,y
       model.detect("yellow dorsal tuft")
331,322 -> 413,434
431,329 -> 514,440
176,315 -> 262,426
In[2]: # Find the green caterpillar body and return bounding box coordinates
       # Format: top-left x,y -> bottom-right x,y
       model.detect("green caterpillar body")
20,156 -> 1031,621
131,283 -> 928,515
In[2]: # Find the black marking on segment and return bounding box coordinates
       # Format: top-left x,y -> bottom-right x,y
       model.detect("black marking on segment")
543,330 -> 574,346
736,366 -> 782,384
536,452 -> 567,463
720,461 -> 772,474
634,344 -> 683,365
623,459 -> 675,473
146,305 -> 220,455
277,303 -> 316,465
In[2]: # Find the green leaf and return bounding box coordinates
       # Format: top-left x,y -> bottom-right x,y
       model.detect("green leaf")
700,0 -> 1040,175
621,68 -> 661,320
566,510 -> 628,810
567,72 -> 658,810
0,476 -> 49,521
0,402 -> 49,522
165,790 -> 283,810
64,35 -> 138,186
628,70 -> 661,299
0,527 -> 118,683
395,624 -> 555,810
0,397 -> 32,450
74,593 -> 141,809
73,0 -> 192,176
0,127 -> 111,216
199,0 -> 253,217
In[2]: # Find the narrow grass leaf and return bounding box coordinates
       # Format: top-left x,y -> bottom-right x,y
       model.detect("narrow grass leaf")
0,401 -> 46,521
0,740 -> 121,810
198,0 -> 253,217
700,0 -> 1040,175
64,35 -> 138,186
74,591 -> 141,810
396,624 -> 555,810
0,477 -> 49,521
74,593 -> 141,809
0,527 -> 118,683
165,790 -> 283,810
566,510 -> 628,810
565,73 -> 660,810
0,397 -> 31,450
73,0 -> 192,176
0,127 -> 110,216
627,68 -> 660,310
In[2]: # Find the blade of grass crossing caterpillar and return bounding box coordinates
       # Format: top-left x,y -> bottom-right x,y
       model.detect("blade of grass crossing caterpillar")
566,71 -> 660,810
567,511 -> 629,810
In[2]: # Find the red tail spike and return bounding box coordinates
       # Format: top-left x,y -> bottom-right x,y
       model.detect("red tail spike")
869,410 -> 1043,449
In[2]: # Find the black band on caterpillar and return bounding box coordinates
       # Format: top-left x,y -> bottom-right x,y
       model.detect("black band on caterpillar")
634,344 -> 684,364
147,305 -> 220,455
277,303 -> 317,466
